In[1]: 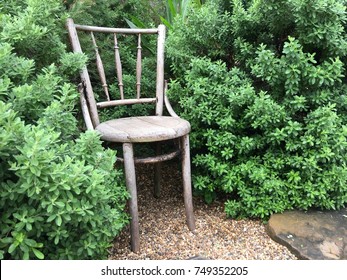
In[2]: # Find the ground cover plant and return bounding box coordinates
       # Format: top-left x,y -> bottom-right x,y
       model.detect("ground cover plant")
166,0 -> 347,218
0,0 -> 129,259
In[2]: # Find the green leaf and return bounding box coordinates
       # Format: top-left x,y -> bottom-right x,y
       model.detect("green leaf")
159,16 -> 172,29
20,243 -> 29,253
54,236 -> 59,245
47,204 -> 53,213
32,248 -> 44,260
55,201 -> 65,208
25,223 -> 32,231
8,242 -> 19,254
55,215 -> 62,226
24,239 -> 37,247
1,237 -> 13,244
23,251 -> 29,260
47,214 -> 56,223
167,0 -> 177,20
125,17 -> 146,29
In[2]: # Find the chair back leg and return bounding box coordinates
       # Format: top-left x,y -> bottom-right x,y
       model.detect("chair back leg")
123,143 -> 140,252
154,143 -> 162,198
181,134 -> 196,231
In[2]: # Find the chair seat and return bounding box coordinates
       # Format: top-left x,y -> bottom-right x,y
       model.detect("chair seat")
95,116 -> 191,143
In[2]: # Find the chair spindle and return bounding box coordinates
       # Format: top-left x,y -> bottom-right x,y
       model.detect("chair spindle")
114,33 -> 124,99
91,32 -> 110,101
136,34 -> 142,99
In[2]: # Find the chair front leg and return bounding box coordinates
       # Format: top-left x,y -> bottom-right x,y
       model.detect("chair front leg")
180,134 -> 196,231
123,143 -> 140,252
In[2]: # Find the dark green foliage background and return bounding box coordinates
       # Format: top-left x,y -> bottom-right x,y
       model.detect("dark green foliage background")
0,0 -> 131,259
166,0 -> 347,218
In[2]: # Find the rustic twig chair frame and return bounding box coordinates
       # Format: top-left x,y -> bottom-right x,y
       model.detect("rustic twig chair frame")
66,18 -> 195,252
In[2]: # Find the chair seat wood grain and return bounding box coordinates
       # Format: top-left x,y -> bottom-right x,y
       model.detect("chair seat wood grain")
96,116 -> 191,143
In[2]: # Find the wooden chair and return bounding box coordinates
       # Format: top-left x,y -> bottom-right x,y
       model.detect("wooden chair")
66,18 -> 195,252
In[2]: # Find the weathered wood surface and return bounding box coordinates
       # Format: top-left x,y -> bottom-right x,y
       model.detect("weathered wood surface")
91,31 -> 110,101
75,24 -> 158,34
67,18 -> 196,253
96,116 -> 191,143
66,18 -> 100,126
181,134 -> 196,231
155,24 -> 165,116
154,143 -> 162,198
78,83 -> 94,130
117,150 -> 180,164
123,143 -> 140,252
97,98 -> 156,109
114,34 -> 124,99
164,91 -> 179,118
136,34 -> 142,99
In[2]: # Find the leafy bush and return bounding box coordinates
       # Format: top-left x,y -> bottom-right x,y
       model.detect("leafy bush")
126,0 -> 206,29
65,0 -> 151,28
167,0 -> 347,218
0,0 -> 128,259
166,2 -> 233,76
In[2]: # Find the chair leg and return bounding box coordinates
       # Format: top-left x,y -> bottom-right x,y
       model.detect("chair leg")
122,143 -> 140,252
180,134 -> 196,231
154,143 -> 162,198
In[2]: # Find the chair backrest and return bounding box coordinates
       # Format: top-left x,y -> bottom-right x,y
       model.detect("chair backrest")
66,18 -> 166,128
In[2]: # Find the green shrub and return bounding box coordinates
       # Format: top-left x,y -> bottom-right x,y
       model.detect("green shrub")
0,110 -> 128,259
166,2 -> 233,76
1,0 -> 68,69
167,0 -> 347,218
0,0 -> 128,259
65,0 -> 148,28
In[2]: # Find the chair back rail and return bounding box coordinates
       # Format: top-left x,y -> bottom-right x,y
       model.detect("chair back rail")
66,18 -> 166,128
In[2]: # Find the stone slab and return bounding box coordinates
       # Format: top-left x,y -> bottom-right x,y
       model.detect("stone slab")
266,208 -> 347,260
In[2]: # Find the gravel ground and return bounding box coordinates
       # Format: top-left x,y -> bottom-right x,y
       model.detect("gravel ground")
109,162 -> 296,260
